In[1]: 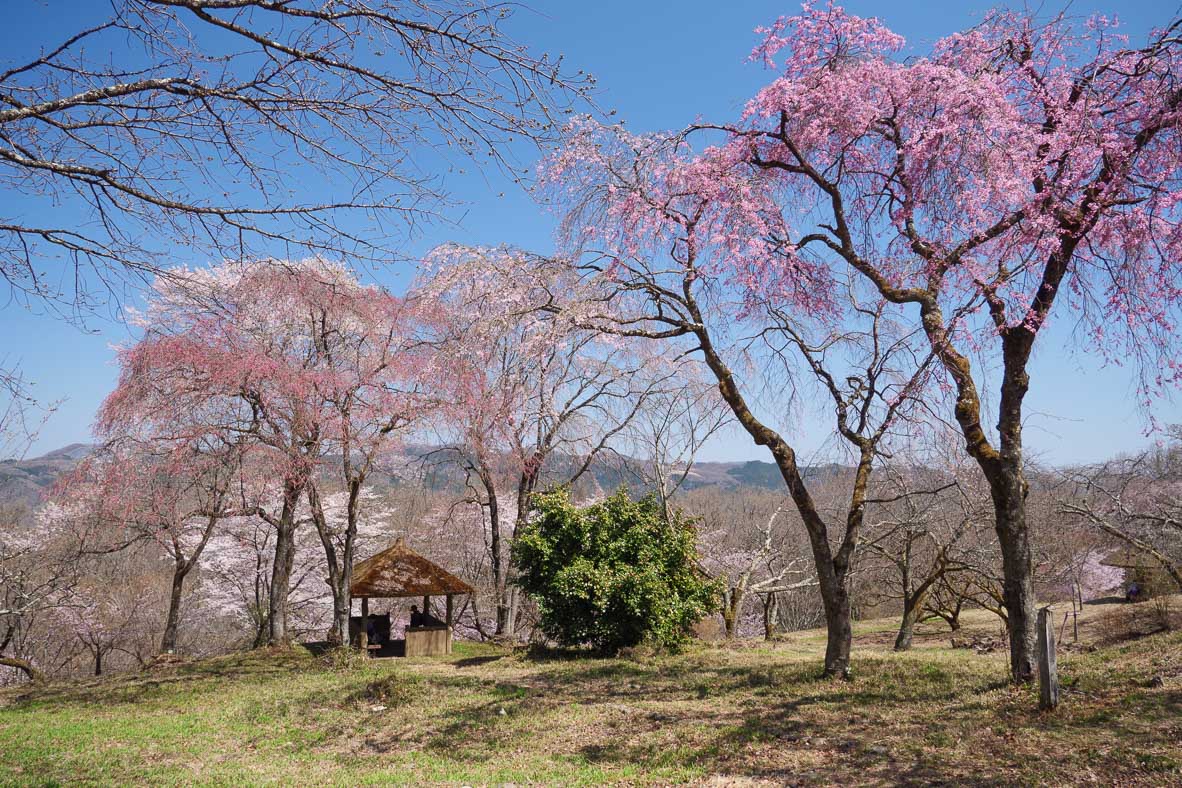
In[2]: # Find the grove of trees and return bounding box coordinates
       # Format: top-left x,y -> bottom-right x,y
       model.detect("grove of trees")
2,3 -> 1181,695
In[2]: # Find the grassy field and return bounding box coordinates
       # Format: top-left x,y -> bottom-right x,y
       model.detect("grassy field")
1,601 -> 1179,786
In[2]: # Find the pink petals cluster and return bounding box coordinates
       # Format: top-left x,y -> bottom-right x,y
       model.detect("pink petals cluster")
546,2 -> 1182,398
102,258 -> 428,485
751,2 -> 904,73
543,119 -> 837,320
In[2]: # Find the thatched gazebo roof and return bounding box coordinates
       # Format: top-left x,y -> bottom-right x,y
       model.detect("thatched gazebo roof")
350,538 -> 474,599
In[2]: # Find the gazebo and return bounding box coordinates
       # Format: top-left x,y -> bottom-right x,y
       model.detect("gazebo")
349,538 -> 474,657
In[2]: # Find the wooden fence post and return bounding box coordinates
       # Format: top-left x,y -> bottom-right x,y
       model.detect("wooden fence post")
1038,605 -> 1059,710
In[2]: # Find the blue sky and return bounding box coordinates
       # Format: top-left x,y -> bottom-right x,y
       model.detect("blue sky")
2,0 -> 1180,464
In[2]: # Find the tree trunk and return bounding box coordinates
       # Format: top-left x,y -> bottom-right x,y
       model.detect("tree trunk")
820,581 -> 852,678
94,650 -> 103,676
268,520 -> 296,644
723,586 -> 743,639
895,561 -> 944,652
477,462 -> 512,637
992,472 -> 1037,682
252,617 -> 269,649
0,656 -> 43,683
332,590 -> 350,647
762,593 -> 779,641
267,479 -> 304,646
505,587 -> 519,637
306,481 -> 359,647
160,563 -> 188,654
895,588 -> 933,651
916,296 -> 1041,683
160,513 -> 218,655
693,326 -> 855,678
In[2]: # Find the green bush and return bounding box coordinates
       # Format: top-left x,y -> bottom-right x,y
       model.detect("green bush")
512,488 -> 720,653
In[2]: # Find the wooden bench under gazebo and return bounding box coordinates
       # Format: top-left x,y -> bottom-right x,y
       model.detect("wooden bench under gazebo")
349,538 -> 474,657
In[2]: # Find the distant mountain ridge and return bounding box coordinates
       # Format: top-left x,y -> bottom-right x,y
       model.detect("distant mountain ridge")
0,442 -> 844,511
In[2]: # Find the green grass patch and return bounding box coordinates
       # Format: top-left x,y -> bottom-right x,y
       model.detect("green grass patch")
1,616 -> 1180,785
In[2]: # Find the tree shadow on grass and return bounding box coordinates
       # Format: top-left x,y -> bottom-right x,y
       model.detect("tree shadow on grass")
359,653 -> 1016,780
3,647 -> 312,711
570,688 -> 1022,785
451,655 -> 505,668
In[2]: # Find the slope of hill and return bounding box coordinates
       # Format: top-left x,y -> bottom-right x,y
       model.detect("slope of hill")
0,443 -> 91,508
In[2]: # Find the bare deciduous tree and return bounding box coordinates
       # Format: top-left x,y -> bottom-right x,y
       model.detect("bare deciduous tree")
685,487 -> 815,639
1060,451 -> 1182,593
1,0 -> 586,314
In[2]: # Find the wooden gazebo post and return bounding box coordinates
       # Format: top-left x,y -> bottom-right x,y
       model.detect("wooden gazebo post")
445,594 -> 454,628
359,596 -> 370,651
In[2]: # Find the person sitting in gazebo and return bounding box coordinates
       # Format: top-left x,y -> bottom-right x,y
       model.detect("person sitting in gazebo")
366,617 -> 384,645
350,538 -> 474,656
409,604 -> 443,628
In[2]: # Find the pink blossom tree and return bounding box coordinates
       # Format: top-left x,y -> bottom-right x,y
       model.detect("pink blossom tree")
108,258 -> 427,646
299,290 -> 428,645
529,133 -> 939,675
546,4 -> 1182,682
59,434 -> 252,655
411,245 -> 672,636
106,259 -> 344,644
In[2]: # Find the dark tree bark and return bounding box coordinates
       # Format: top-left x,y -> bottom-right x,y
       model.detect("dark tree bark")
307,480 -> 362,646
894,583 -> 938,651
160,567 -> 187,654
696,325 -> 862,678
478,462 -> 508,637
160,512 -> 219,654
266,478 -> 305,646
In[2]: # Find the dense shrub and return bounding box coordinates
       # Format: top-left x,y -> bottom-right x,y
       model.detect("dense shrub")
513,488 -> 719,653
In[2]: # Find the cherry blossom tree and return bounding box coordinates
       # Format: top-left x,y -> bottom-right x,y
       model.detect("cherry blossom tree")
411,245 -> 671,636
289,281 -> 427,645
522,146 -> 938,677
106,259 -> 335,644
57,435 -> 251,654
108,257 -> 427,645
546,3 -> 1182,682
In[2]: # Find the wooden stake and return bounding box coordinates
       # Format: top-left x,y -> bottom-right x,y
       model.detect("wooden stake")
1038,605 -> 1059,710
